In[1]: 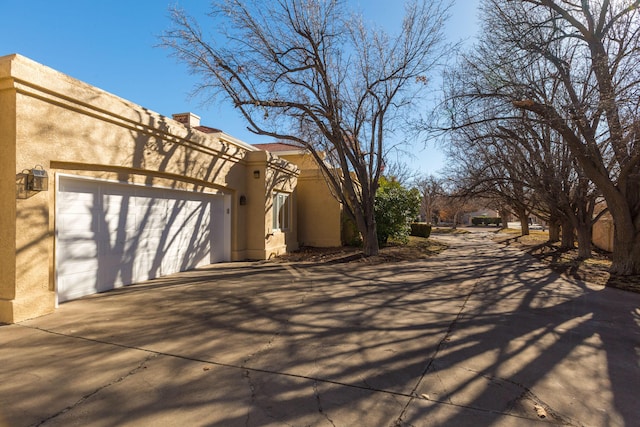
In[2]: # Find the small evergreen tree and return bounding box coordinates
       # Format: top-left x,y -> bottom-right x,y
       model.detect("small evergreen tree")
375,177 -> 421,245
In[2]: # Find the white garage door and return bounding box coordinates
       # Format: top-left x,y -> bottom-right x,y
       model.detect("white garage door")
56,176 -> 229,302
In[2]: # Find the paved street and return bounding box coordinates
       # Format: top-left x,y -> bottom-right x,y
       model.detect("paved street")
1,232 -> 639,426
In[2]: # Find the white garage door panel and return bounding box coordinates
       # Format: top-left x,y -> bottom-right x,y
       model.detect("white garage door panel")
58,180 -> 97,206
58,257 -> 99,279
59,244 -> 99,270
58,270 -> 102,301
57,177 -> 227,303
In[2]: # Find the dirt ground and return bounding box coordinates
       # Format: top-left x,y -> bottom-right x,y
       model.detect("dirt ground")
271,228 -> 640,294
270,235 -> 449,265
491,228 -> 640,294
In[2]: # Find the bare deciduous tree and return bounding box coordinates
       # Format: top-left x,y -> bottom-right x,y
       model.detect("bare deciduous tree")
161,0 -> 450,256
440,91 -> 537,236
414,174 -> 444,224
441,0 -> 639,273
488,0 -> 640,275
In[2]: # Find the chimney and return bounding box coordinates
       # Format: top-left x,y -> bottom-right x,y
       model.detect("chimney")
172,112 -> 201,128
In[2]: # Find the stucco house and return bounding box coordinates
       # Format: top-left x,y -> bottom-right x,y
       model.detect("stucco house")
0,54 -> 341,323
253,142 -> 342,248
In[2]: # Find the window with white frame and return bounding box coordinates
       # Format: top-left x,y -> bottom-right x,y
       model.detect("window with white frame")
272,192 -> 290,231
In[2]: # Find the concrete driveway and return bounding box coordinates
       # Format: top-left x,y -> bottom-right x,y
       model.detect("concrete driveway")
1,232 -> 639,426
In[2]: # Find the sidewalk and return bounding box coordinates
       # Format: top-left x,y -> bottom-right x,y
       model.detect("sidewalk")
1,232 -> 639,426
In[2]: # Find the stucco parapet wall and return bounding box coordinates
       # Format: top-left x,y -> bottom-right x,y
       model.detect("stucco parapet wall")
246,150 -> 300,177
0,54 -> 259,165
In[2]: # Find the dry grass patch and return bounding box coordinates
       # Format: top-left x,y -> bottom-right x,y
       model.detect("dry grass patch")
493,229 -> 640,294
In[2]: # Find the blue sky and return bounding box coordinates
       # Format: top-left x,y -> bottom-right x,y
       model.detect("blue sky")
1,0 -> 480,175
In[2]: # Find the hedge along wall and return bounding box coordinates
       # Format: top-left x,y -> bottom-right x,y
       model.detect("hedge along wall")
471,217 -> 502,226
410,223 -> 432,238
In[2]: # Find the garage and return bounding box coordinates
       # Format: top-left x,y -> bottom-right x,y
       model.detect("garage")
55,175 -> 230,303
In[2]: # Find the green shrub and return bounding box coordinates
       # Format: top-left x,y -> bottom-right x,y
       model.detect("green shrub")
410,223 -> 432,238
471,216 -> 501,226
375,177 -> 420,245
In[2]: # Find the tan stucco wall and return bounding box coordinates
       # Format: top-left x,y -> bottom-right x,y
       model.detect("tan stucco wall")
0,65 -> 18,307
0,54 -> 299,323
296,169 -> 342,247
278,153 -> 342,247
244,151 -> 299,259
593,215 -> 614,252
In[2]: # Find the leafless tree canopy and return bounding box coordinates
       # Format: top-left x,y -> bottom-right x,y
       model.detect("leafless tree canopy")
413,174 -> 444,224
442,0 -> 640,274
162,0 -> 450,256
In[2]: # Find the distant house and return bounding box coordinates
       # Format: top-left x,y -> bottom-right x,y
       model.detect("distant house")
463,209 -> 500,225
0,54 -> 340,323
592,212 -> 614,252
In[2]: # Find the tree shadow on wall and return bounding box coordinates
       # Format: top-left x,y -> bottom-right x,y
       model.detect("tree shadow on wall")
53,109 -> 239,301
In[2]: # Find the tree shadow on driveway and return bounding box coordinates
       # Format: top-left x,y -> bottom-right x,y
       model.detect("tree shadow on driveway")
3,234 -> 639,426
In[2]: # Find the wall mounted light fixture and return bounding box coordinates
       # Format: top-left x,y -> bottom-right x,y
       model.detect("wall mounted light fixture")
27,165 -> 48,191
239,195 -> 247,205
253,170 -> 260,179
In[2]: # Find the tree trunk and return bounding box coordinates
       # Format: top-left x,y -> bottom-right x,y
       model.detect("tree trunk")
575,223 -> 592,259
351,199 -> 380,257
361,225 -> 379,256
424,195 -> 433,224
499,208 -> 510,229
548,220 -> 560,242
517,209 -> 529,235
601,179 -> 640,275
546,211 -> 561,242
560,219 -> 575,249
610,225 -> 640,276
360,201 -> 379,257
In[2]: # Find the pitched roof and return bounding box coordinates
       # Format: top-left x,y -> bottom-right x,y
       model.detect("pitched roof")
253,142 -> 306,152
194,125 -> 223,134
